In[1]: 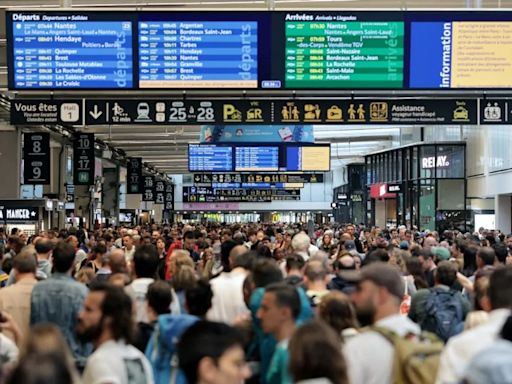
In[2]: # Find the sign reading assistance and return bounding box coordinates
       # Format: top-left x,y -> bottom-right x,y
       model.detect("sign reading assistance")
138,20 -> 257,88
284,13 -> 404,88
10,13 -> 133,89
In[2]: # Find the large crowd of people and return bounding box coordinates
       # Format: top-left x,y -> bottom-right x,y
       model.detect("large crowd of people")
0,222 -> 511,383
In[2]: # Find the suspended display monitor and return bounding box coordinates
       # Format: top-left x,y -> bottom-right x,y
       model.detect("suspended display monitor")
7,10 -> 512,90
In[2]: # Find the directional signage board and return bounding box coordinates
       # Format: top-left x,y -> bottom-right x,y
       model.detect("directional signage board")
164,182 -> 174,211
479,100 -> 512,124
183,186 -> 300,202
23,132 -> 50,185
11,100 -> 82,125
154,180 -> 165,204
12,98 -> 479,126
66,184 -> 75,203
126,157 -> 142,194
193,173 -> 324,184
73,133 -> 95,185
142,175 -> 155,202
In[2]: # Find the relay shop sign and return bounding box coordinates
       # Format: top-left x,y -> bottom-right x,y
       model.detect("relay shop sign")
23,133 -> 50,185
73,133 -> 95,185
0,207 -> 39,223
421,156 -> 450,169
12,98 -> 477,126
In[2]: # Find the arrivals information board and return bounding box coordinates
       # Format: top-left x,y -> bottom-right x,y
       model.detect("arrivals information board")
8,11 -> 512,91
284,20 -> 404,88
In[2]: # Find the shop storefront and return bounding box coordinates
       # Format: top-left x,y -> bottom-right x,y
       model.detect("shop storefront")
0,200 -> 46,235
366,142 -> 466,232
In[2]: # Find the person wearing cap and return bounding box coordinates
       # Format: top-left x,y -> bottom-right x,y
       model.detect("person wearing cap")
432,246 -> 451,264
343,262 -> 421,384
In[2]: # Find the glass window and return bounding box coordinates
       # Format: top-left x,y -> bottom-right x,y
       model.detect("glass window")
411,147 -> 418,179
437,179 -> 465,210
420,146 -> 436,179
397,150 -> 403,181
419,181 -> 436,231
437,145 -> 465,178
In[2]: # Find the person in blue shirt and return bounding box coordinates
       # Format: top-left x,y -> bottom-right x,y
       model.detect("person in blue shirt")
257,283 -> 301,384
247,258 -> 313,384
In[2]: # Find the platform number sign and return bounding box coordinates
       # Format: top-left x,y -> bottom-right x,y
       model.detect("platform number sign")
155,180 -> 165,204
73,133 -> 95,185
23,133 -> 50,185
142,176 -> 155,202
127,158 -> 142,194
164,182 -> 174,210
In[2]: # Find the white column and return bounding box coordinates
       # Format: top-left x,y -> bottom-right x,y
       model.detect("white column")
495,194 -> 511,234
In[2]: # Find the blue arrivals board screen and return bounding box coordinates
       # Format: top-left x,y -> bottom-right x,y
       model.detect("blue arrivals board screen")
138,20 -> 258,88
188,145 -> 233,172
8,13 -> 133,89
235,146 -> 279,171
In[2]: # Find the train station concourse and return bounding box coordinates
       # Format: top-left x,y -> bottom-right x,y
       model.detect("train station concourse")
0,1 -> 512,384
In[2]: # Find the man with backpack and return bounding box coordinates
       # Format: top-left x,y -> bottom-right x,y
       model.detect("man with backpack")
409,261 -> 470,342
343,262 -> 443,384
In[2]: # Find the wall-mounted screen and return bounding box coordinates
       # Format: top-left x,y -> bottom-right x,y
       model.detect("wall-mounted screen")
138,20 -> 258,88
409,20 -> 512,88
188,144 -> 233,172
286,145 -> 331,171
284,18 -> 404,88
8,13 -> 133,89
8,10 -> 512,91
235,146 -> 279,171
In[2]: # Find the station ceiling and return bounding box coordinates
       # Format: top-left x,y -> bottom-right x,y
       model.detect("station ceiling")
0,0 -> 502,174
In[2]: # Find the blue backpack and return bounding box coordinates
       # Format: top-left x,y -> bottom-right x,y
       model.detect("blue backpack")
422,289 -> 464,342
146,314 -> 198,384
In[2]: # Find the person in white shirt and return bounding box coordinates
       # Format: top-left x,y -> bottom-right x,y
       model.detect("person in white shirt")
77,283 -> 154,384
343,262 -> 421,384
122,234 -> 136,263
125,245 -> 159,324
207,245 -> 253,324
436,266 -> 512,384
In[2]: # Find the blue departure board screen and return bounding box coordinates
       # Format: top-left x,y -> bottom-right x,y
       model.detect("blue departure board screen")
188,145 -> 233,172
8,13 -> 133,89
138,20 -> 258,88
235,146 -> 279,171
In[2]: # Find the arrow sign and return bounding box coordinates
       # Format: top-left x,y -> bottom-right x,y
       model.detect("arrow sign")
89,105 -> 103,120
85,101 -> 108,125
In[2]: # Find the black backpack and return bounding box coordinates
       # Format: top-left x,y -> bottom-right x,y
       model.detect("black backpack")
422,289 -> 464,342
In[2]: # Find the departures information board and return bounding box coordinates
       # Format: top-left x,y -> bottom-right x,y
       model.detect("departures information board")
188,145 -> 233,172
138,20 -> 258,88
235,146 -> 279,171
9,13 -> 133,89
284,17 -> 404,88
7,11 -> 512,91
